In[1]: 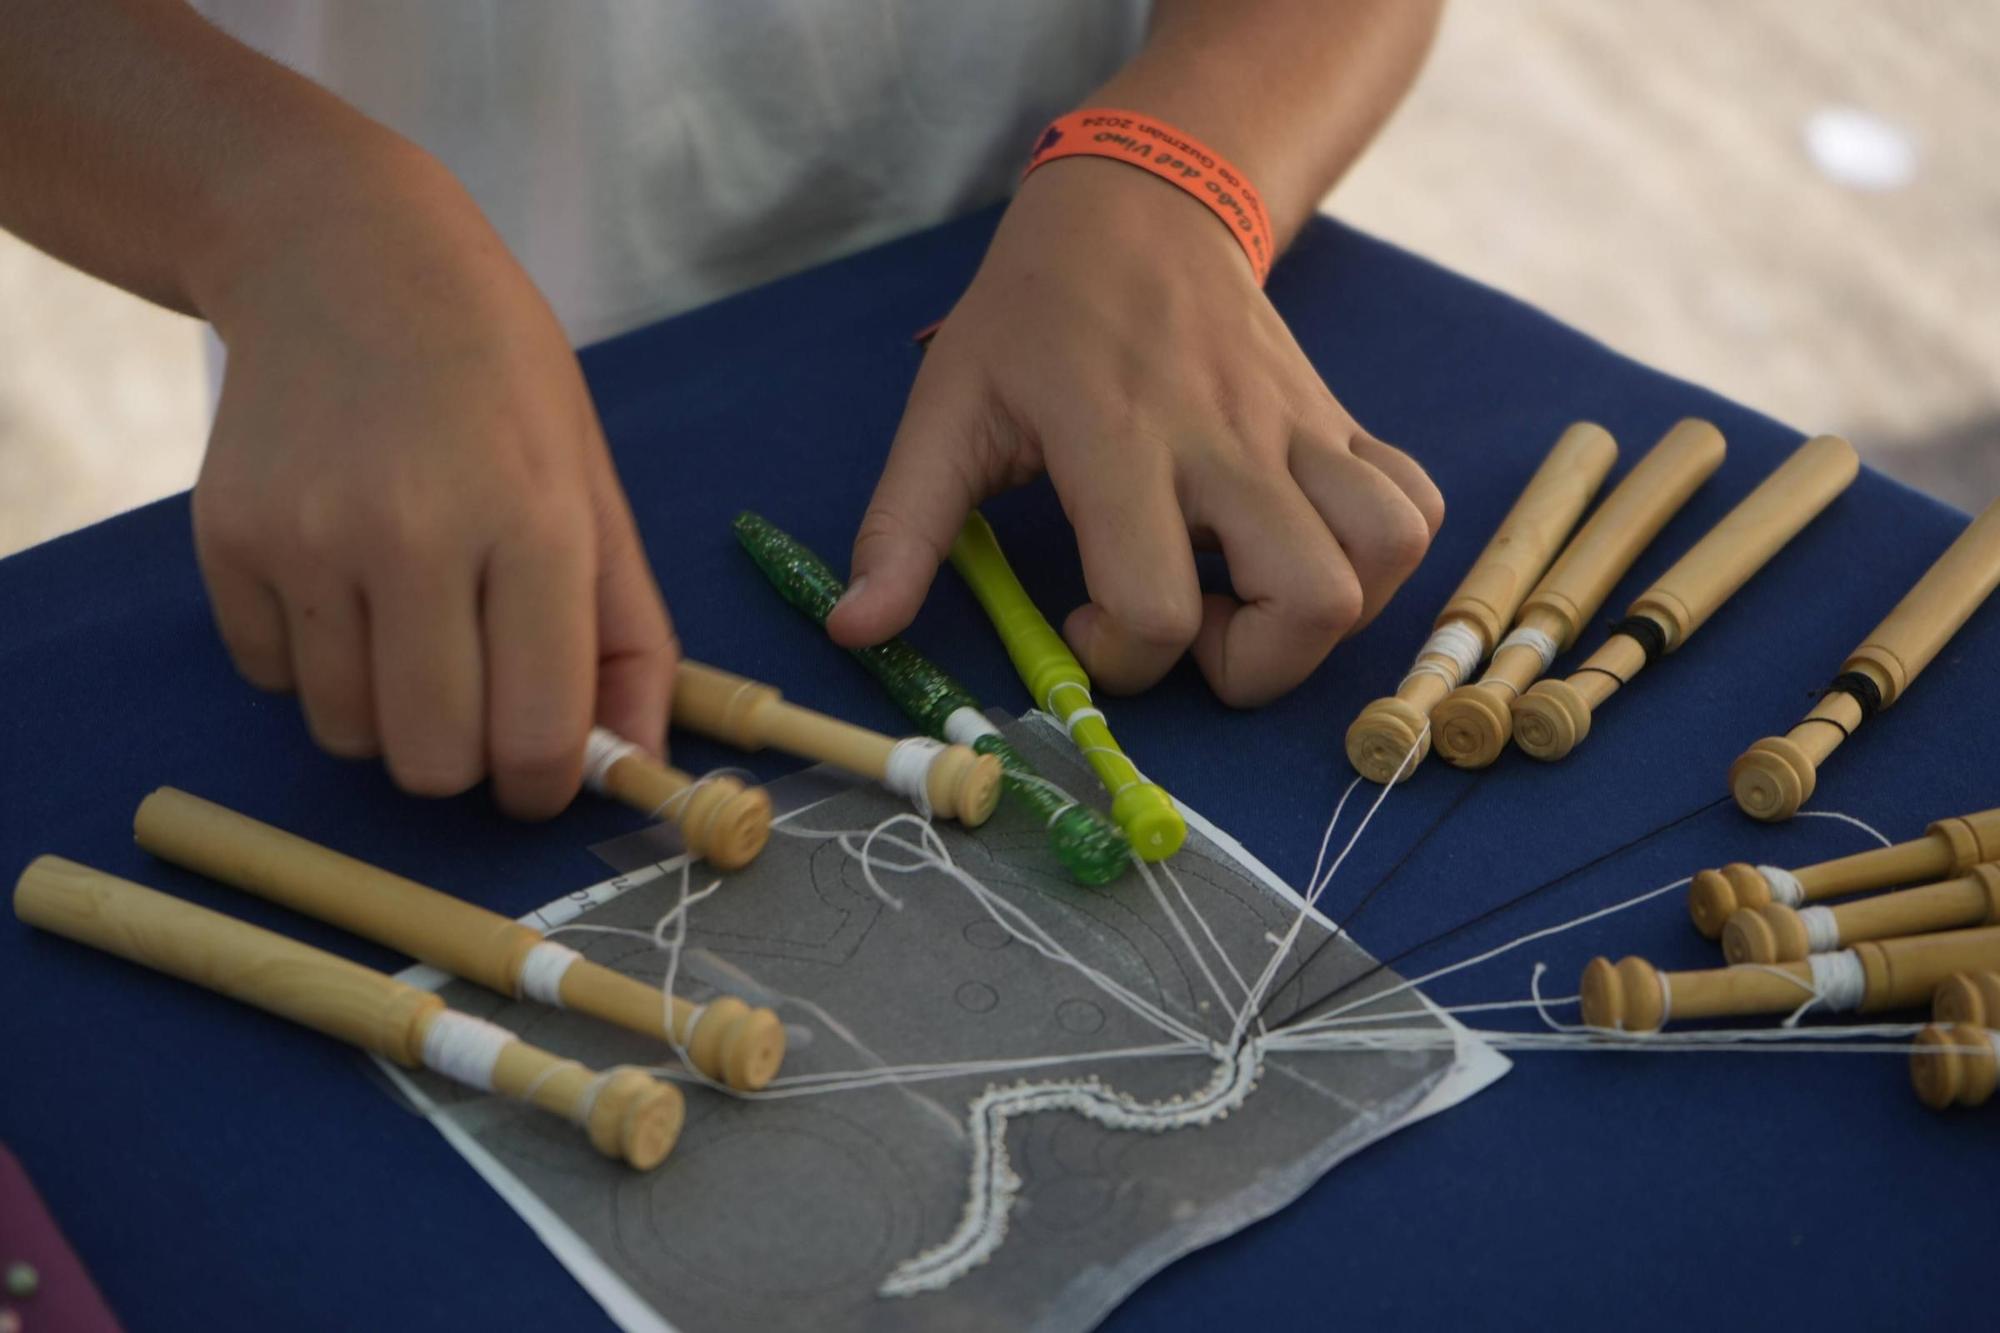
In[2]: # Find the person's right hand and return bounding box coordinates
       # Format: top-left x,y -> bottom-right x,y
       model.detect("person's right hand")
190,143 -> 675,818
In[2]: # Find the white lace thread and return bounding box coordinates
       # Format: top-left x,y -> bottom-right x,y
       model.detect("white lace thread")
678,1003 -> 707,1047
420,1012 -> 516,1092
516,940 -> 582,1007
884,737 -> 947,812
1759,865 -> 1806,907
1656,971 -> 1673,1027
1399,621 -> 1485,690
582,727 -> 638,792
943,706 -> 999,746
1797,906 -> 1842,954
1807,950 -> 1867,1013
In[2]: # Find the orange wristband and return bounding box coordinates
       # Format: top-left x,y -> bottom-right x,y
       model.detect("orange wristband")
1024,108 -> 1274,285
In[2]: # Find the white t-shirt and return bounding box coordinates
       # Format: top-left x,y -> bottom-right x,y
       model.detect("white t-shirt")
197,2 -> 1150,347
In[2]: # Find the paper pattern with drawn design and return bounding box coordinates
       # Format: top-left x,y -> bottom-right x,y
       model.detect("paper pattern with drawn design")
379,713 -> 1506,1333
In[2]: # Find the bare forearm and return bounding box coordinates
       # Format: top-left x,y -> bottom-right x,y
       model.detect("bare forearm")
0,0 -> 431,318
1087,0 -> 1443,248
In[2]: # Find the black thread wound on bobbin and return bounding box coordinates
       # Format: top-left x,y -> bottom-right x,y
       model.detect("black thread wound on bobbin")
1821,670 -> 1883,718
1607,615 -> 1670,667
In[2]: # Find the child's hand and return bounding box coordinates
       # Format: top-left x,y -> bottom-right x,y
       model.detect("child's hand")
190,149 -> 675,817
828,161 -> 1443,706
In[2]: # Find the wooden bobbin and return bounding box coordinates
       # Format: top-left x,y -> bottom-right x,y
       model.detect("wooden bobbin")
1346,422 -> 1617,783
589,732 -> 771,871
1933,970 -> 2000,1026
673,659 -> 1002,826
12,856 -> 684,1168
1730,497 -> 2000,821
1432,419 -> 1726,768
1513,435 -> 1857,762
1686,804 -> 2000,938
133,788 -> 785,1091
1723,863 -> 2000,963
1910,1023 -> 1999,1110
1580,923 -> 2000,1031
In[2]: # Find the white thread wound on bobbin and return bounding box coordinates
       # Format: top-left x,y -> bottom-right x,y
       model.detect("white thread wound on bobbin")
1655,971 -> 1673,1027
1758,865 -> 1806,907
1988,1030 -> 2000,1063
1808,950 -> 1867,1012
582,727 -> 638,793
517,940 -> 582,1007
943,706 -> 999,746
1399,621 -> 1485,690
1797,906 -> 1842,954
421,1012 -> 516,1092
884,737 -> 947,808
1496,626 -> 1559,675
1062,706 -> 1107,738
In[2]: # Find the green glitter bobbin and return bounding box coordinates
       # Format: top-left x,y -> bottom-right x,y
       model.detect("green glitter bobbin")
733,511 -> 1129,886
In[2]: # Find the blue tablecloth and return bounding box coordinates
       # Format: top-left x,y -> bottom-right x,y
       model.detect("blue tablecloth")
4,207 -> 1995,1331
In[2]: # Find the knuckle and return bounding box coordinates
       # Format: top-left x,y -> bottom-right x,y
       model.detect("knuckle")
1293,566 -> 1365,641
853,503 -> 945,563
513,495 -> 588,558
193,487 -> 259,558
292,486 -> 350,561
1106,593 -> 1202,650
347,487 -> 455,567
1380,501 -> 1437,575
1416,483 -> 1446,536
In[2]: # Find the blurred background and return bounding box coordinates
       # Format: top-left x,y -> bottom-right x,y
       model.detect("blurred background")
2,0 -> 1994,559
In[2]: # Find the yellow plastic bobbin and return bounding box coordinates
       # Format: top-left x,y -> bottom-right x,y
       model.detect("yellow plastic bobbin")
950,512 -> 1187,862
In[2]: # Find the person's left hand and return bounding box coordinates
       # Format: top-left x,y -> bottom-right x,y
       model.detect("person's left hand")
827,159 -> 1443,706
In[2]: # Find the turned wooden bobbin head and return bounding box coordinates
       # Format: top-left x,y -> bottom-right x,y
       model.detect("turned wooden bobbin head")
1580,955 -> 1668,1032
1934,970 -> 2000,1026
1688,863 -> 1777,938
1729,735 -> 1819,823
675,776 -> 773,871
583,1066 -> 687,1169
1722,903 -> 1812,965
928,744 -> 1003,825
1510,677 -> 1593,761
687,995 -> 786,1092
1344,697 -> 1435,785
1431,682 -> 1517,769
1910,1023 -> 1998,1110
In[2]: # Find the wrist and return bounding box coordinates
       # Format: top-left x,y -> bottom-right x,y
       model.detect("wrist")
186,124 -> 474,336
1015,109 -> 1272,286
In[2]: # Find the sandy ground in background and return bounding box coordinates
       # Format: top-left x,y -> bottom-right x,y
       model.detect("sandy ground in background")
1,0 -> 1993,558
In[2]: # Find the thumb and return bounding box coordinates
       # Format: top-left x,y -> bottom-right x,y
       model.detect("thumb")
827,369 -> 1003,647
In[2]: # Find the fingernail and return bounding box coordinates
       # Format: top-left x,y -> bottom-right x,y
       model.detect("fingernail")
834,575 -> 868,611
